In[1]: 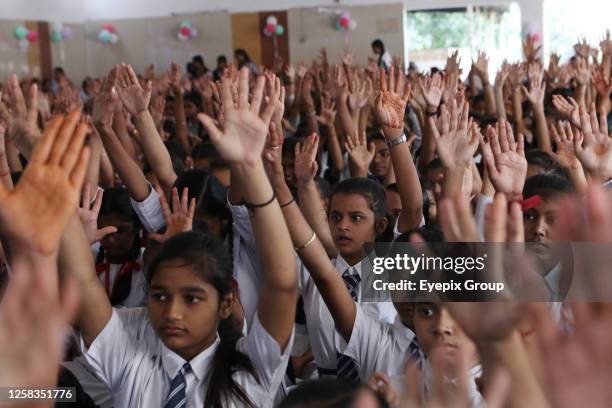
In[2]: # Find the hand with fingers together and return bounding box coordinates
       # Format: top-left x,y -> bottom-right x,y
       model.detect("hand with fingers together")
345,130 -> 375,178
197,67 -> 276,167
78,184 -> 118,245
0,110 -> 91,256
480,120 -> 527,198
294,133 -> 319,186
116,63 -> 152,116
374,66 -> 411,140
573,103 -> 612,181
149,187 -> 196,243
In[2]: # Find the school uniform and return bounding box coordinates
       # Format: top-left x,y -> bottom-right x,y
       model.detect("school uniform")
80,307 -> 293,408
130,184 -> 166,233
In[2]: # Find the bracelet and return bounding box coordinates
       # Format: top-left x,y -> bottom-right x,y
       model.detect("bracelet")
387,134 -> 407,147
244,191 -> 276,210
295,231 -> 316,252
280,197 -> 295,208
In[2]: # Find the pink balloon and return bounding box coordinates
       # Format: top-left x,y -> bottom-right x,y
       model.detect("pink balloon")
104,24 -> 115,33
26,31 -> 39,42
179,26 -> 191,36
340,17 -> 350,27
531,33 -> 541,43
266,23 -> 276,34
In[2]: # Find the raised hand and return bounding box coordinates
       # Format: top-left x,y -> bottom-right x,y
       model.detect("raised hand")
347,76 -> 368,113
523,34 -> 542,62
574,38 -> 595,59
5,75 -> 40,155
149,187 -> 196,242
345,130 -> 375,177
294,133 -> 319,185
480,120 -> 527,197
593,66 -> 612,100
573,104 -> 612,181
0,110 -> 90,255
316,93 -> 337,127
78,184 -> 117,244
418,73 -> 443,111
149,93 -> 166,129
197,67 -> 275,166
168,61 -> 182,94
552,95 -> 581,128
472,50 -> 490,81
374,66 -> 411,139
92,66 -> 121,127
116,63 -> 152,116
572,57 -> 591,86
522,63 -> 545,106
430,100 -> 478,169
549,122 -> 582,170
445,50 -> 461,76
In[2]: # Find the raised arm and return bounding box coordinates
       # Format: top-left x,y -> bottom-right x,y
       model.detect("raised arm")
168,62 -> 191,155
522,63 -> 551,152
373,67 -> 423,232
198,68 -> 297,351
116,64 -> 177,194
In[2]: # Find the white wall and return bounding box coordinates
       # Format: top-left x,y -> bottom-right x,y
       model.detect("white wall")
0,0 -> 84,23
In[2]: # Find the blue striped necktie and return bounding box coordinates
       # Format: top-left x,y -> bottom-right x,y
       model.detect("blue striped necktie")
337,268 -> 361,381
164,362 -> 191,408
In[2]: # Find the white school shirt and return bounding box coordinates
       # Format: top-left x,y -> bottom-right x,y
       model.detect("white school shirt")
335,306 -> 484,407
298,255 -> 398,374
80,307 -> 293,408
130,184 -> 166,233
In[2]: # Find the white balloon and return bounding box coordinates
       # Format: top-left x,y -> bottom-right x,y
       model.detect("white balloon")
52,22 -> 63,33
18,38 -> 29,51
109,33 -> 119,44
349,20 -> 357,30
266,16 -> 278,26
177,32 -> 188,42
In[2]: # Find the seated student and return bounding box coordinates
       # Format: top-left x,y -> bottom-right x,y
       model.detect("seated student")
95,187 -> 146,308
61,67 -> 298,408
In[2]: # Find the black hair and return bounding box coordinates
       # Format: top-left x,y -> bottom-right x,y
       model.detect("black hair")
523,173 -> 574,201
525,149 -> 558,173
217,55 -> 228,63
426,158 -> 444,171
191,142 -> 219,162
146,232 -> 258,408
368,133 -> 387,144
54,67 -> 65,75
371,39 -> 385,68
234,49 -> 252,64
163,140 -> 187,177
184,90 -> 203,111
193,55 -> 204,65
282,137 -> 300,159
279,378 -> 387,408
315,177 -> 332,201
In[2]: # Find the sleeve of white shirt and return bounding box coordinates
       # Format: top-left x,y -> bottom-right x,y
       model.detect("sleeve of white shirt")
79,308 -> 152,390
474,195 -> 494,242
393,215 -> 426,239
237,313 -> 294,392
334,305 -> 389,374
228,203 -> 256,247
130,185 -> 165,233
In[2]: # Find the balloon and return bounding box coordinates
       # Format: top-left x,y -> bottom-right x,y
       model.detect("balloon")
109,33 -> 119,44
335,21 -> 346,32
26,31 -> 39,42
189,27 -> 198,38
265,23 -> 276,34
98,29 -> 111,43
266,16 -> 278,26
263,27 -> 273,37
14,26 -> 28,40
177,32 -> 188,42
340,11 -> 351,20
18,38 -> 29,51
62,26 -> 73,38
51,32 -> 63,43
349,20 -> 357,30
103,24 -> 115,33
180,20 -> 192,28
340,17 -> 350,28
179,27 -> 191,37
532,33 -> 541,43
52,22 -> 63,32
275,24 -> 284,36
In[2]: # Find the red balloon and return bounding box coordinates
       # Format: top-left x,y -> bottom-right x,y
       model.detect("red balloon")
340,17 -> 350,27
179,27 -> 191,36
266,23 -> 276,33
26,31 -> 39,42
103,24 -> 115,33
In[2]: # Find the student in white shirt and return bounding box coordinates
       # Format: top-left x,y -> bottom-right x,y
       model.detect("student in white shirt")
371,39 -> 393,72
62,66 -> 298,408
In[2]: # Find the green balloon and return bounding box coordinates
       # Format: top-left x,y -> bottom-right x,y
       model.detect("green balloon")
180,19 -> 192,28
51,32 -> 63,43
14,26 -> 28,40
275,24 -> 284,36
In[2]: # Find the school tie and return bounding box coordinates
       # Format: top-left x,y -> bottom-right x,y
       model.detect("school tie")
336,268 -> 361,381
164,362 -> 191,408
408,338 -> 423,369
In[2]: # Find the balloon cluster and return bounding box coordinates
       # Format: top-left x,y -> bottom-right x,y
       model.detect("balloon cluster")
98,24 -> 119,44
50,22 -> 73,43
263,16 -> 284,37
336,11 -> 357,31
14,26 -> 39,43
177,20 -> 198,42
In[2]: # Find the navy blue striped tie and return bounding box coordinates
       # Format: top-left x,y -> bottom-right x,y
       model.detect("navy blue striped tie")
164,362 -> 191,408
337,269 -> 361,381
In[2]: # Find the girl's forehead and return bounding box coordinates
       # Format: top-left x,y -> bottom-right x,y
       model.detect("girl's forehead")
329,193 -> 372,212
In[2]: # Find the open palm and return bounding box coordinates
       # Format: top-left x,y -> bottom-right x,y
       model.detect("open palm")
574,106 -> 612,181
374,66 -> 411,138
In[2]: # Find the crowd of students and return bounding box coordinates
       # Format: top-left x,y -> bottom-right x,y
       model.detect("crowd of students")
0,31 -> 612,408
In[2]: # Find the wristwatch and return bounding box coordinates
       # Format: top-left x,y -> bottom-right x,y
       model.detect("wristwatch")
387,134 -> 407,147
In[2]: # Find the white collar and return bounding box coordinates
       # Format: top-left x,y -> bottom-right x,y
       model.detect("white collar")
544,262 -> 562,300
160,334 -> 220,382
335,256 -> 362,277
392,316 -> 416,351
